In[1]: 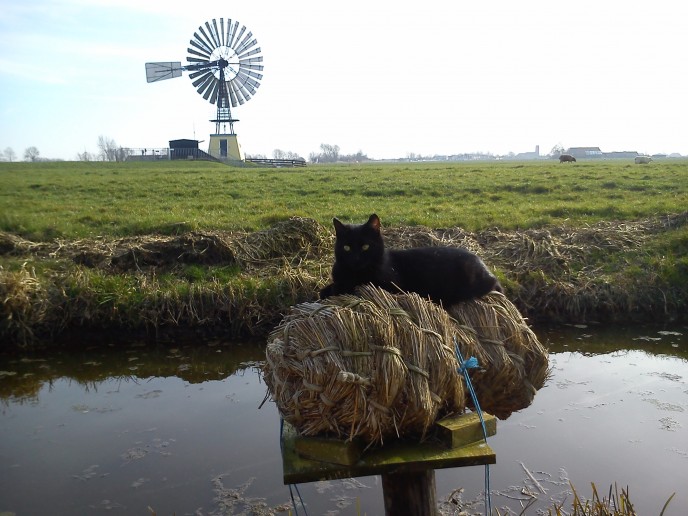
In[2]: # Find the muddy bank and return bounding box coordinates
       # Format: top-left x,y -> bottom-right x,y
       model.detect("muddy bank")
2,214 -> 687,348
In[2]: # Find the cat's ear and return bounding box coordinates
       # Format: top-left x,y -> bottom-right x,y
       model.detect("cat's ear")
333,217 -> 346,234
367,214 -> 381,232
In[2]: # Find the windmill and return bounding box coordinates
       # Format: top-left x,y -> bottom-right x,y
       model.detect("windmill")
145,18 -> 264,161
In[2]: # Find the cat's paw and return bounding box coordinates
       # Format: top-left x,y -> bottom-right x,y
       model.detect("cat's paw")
319,284 -> 335,299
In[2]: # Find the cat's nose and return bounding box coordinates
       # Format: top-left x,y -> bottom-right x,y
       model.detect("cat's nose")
351,257 -> 366,270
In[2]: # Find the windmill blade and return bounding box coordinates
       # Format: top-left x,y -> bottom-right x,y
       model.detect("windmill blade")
227,84 -> 239,108
239,83 -> 254,102
206,21 -> 220,48
208,80 -> 220,104
233,25 -> 247,51
235,74 -> 257,97
188,69 -> 208,80
197,26 -> 216,54
211,19 -> 222,47
235,74 -> 255,97
186,56 -> 213,65
234,33 -> 253,55
205,79 -> 220,102
197,78 -> 215,100
219,18 -> 225,46
189,38 -> 212,59
191,71 -> 213,87
238,48 -> 262,60
145,62 -> 183,82
187,47 -> 210,60
229,80 -> 247,105
201,77 -> 217,102
241,47 -> 263,61
191,31 -> 214,55
227,81 -> 243,107
240,65 -> 264,76
240,69 -> 263,82
239,57 -> 264,72
233,70 -> 248,88
240,54 -> 263,63
239,58 -> 264,67
241,74 -> 262,90
236,35 -> 256,56
218,83 -> 231,107
225,18 -> 233,47
193,72 -> 216,97
227,20 -> 239,49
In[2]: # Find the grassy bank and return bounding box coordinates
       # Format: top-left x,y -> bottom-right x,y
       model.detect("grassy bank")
1,160 -> 687,348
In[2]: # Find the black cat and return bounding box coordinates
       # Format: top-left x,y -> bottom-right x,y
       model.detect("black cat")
320,214 -> 502,305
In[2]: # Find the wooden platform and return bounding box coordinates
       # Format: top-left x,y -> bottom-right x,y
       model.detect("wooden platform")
281,412 -> 496,485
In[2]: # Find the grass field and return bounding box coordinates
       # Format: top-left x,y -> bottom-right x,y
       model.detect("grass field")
1,159 -> 687,347
2,159 -> 687,239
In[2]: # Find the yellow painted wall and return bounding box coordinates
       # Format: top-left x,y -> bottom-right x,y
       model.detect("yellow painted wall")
208,134 -> 244,161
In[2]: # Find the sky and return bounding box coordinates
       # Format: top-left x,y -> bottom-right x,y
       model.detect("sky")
1,0 -> 687,161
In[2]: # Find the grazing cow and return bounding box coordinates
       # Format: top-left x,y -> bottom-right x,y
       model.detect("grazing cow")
559,154 -> 576,163
635,156 -> 653,164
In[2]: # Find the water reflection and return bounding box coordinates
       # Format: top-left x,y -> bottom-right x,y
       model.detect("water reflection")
0,326 -> 686,515
0,340 -> 263,405
543,324 -> 688,358
1,339 -> 283,516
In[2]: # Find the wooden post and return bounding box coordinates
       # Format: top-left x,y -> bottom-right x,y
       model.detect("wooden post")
382,470 -> 436,516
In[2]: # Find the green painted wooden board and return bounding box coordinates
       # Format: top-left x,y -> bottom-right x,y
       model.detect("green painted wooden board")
435,412 -> 497,448
281,413 -> 496,485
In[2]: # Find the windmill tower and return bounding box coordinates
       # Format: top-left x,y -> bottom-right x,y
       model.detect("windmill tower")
145,18 -> 264,161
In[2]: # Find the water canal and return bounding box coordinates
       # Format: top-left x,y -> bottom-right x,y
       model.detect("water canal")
1,325 -> 686,515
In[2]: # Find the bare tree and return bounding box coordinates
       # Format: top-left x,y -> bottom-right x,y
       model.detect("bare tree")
549,144 -> 565,158
340,150 -> 369,163
77,150 -> 95,161
98,135 -> 116,161
3,147 -> 17,162
24,146 -> 40,162
273,149 -> 303,160
309,143 -> 340,163
320,143 -> 340,162
97,135 -> 127,162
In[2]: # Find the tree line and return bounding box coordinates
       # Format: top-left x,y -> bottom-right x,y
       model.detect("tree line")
2,146 -> 38,162
246,144 -> 369,163
3,140 -> 370,164
1,136 -> 128,163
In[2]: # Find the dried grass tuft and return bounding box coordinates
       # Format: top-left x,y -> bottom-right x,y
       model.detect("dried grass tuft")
0,216 -> 331,273
228,217 -> 332,269
263,285 -> 548,444
0,264 -> 48,346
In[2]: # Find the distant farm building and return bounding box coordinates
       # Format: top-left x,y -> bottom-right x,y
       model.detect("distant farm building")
566,147 -> 604,159
603,151 -> 640,159
515,145 -> 541,160
560,147 -> 654,160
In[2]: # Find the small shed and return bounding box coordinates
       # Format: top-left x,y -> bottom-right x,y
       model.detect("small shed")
169,139 -> 200,160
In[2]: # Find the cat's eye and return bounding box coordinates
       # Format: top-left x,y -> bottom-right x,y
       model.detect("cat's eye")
362,244 -> 370,251
343,245 -> 351,252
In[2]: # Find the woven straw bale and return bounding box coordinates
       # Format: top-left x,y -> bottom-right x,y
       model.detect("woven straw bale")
446,295 -> 549,419
263,285 -> 549,445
